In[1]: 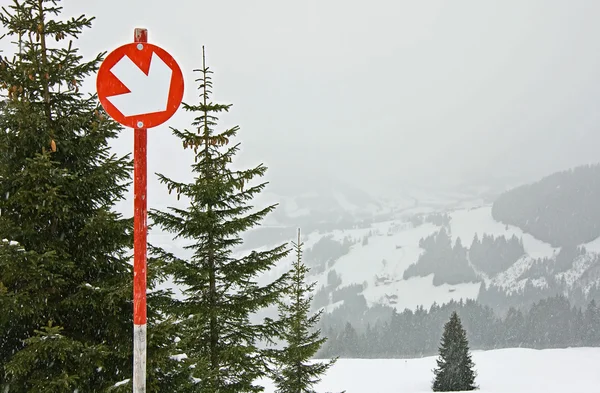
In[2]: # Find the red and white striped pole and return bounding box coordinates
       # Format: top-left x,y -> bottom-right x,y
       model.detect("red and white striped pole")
133,27 -> 148,393
97,28 -> 183,390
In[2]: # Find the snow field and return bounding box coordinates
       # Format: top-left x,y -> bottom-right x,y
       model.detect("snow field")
261,347 -> 600,393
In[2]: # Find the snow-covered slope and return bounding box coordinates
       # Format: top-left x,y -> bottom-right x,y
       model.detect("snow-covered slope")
449,207 -> 557,259
152,178 -> 600,314
259,347 -> 600,393
301,219 -> 482,312
246,201 -> 600,313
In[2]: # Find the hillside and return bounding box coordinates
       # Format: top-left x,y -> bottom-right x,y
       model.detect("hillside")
492,163 -> 600,247
153,165 -> 600,330
253,204 -> 600,318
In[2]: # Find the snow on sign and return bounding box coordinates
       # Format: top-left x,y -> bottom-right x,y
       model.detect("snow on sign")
96,41 -> 184,129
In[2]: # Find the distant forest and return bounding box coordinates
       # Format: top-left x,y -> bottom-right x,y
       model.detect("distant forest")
403,228 -> 478,285
317,296 -> 600,359
492,163 -> 600,247
315,258 -> 600,328
402,228 -> 526,285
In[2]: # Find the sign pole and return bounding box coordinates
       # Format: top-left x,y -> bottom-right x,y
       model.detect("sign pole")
96,30 -> 184,391
133,27 -> 148,393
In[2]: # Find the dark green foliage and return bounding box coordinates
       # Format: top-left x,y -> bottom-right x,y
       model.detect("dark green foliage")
270,230 -> 335,393
331,283 -> 365,304
404,229 -> 479,286
432,311 -> 477,392
315,292 -> 390,346
149,48 -> 289,392
408,214 -> 424,227
408,212 -> 451,228
4,323 -> 107,393
425,213 -> 451,227
0,0 -> 135,390
469,233 -> 525,276
502,307 -> 525,348
327,269 -> 342,289
492,163 -> 600,247
553,245 -> 584,273
525,295 -> 574,347
311,286 -> 330,310
0,1 -> 183,391
303,235 -> 352,274
583,299 -> 600,345
318,295 -> 600,359
337,322 -> 360,357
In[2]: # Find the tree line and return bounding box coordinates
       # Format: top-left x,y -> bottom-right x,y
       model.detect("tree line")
317,296 -> 600,359
470,233 -> 524,276
0,2 -> 334,392
403,228 -> 478,285
403,228 -> 525,286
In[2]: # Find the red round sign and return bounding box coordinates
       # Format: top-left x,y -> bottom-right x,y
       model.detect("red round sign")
96,42 -> 184,129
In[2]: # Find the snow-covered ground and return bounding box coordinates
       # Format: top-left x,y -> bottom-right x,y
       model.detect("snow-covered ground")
261,347 -> 600,393
449,206 -> 558,259
153,199 -> 600,312
308,219 -> 482,310
293,206 -> 564,310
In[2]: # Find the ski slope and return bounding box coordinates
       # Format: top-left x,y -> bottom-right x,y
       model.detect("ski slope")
261,347 -> 600,392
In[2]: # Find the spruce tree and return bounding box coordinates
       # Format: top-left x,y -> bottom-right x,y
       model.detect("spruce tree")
0,1 -> 183,391
584,299 -> 600,345
432,311 -> 477,392
271,229 -> 336,393
149,47 -> 289,392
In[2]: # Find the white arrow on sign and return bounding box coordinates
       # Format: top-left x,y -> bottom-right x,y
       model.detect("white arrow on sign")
106,52 -> 173,117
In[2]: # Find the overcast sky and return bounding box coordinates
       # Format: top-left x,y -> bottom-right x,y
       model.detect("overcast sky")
4,0 -> 600,206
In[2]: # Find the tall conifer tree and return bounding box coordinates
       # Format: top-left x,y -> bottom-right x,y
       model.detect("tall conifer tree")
432,311 -> 477,392
271,229 -> 336,393
150,47 -> 289,392
0,1 -> 183,391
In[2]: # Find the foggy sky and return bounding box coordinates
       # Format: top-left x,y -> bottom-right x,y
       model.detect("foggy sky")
4,0 -> 600,206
